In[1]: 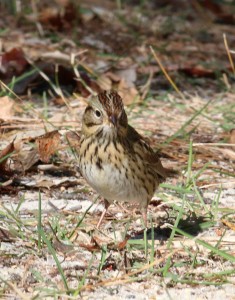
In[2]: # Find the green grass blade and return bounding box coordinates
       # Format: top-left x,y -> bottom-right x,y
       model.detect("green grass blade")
68,196 -> 98,239
38,191 -> 42,250
39,229 -> 69,291
162,97 -> 215,146
175,227 -> 235,263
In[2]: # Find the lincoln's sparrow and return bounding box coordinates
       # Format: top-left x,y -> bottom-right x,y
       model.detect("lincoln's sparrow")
79,90 -> 167,228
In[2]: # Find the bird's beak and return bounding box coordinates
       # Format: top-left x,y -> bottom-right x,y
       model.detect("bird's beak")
109,115 -> 117,127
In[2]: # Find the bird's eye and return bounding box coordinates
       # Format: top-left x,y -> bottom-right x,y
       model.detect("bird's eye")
95,110 -> 101,118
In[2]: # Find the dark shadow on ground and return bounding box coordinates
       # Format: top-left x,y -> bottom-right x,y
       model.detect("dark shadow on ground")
131,215 -> 210,240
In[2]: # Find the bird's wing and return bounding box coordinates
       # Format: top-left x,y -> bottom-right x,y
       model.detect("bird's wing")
126,125 -> 167,181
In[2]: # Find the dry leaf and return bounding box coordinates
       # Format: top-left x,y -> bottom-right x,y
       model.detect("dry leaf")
229,128 -> 235,151
116,67 -> 137,86
0,139 -> 15,173
98,71 -> 140,105
80,243 -> 101,252
0,96 -> 15,119
14,148 -> 39,172
117,237 -> 129,250
38,2 -> 77,31
65,131 -> 81,151
0,47 -> 28,79
52,238 -> 73,254
0,185 -> 18,196
117,79 -> 140,105
222,218 -> 235,231
35,130 -> 61,163
0,227 -> 16,242
97,74 -> 112,91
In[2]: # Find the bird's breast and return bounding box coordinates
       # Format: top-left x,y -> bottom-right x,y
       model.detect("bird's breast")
79,136 -> 156,204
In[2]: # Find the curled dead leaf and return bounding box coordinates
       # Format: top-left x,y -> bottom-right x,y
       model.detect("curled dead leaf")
35,130 -> 61,163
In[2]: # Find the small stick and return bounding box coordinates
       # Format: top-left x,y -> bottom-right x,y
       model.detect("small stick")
223,33 -> 235,75
150,46 -> 184,99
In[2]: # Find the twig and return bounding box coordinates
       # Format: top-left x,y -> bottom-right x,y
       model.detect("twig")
223,34 -> 235,75
150,46 -> 184,99
193,143 -> 235,147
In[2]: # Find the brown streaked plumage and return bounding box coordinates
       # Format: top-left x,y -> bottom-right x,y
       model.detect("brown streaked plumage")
79,90 -> 167,228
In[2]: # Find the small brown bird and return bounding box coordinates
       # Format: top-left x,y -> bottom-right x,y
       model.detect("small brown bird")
79,90 -> 167,228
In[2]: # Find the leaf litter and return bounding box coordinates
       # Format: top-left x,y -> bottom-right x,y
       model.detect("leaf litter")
0,1 -> 235,299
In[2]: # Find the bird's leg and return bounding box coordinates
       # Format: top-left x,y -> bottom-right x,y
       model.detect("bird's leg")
96,199 -> 110,229
141,207 -> 148,229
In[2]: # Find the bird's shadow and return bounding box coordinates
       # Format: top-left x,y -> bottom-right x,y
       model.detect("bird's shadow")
131,215 -> 209,241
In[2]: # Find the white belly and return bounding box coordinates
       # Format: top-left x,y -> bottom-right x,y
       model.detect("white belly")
79,135 -> 155,206
80,161 -> 145,204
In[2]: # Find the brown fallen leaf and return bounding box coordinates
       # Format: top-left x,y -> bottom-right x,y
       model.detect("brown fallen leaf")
38,2 -> 78,31
102,261 -> 117,271
79,241 -> 101,252
117,79 -> 140,105
48,221 -> 74,254
0,185 -> 18,195
53,238 -> 74,255
229,128 -> 235,151
1,130 -> 78,174
0,227 -> 16,242
217,148 -> 235,160
12,139 -> 39,172
98,71 -> 140,105
96,74 -> 112,91
65,130 -> 81,153
0,47 -> 28,80
0,96 -> 15,119
180,65 -> 216,78
35,130 -> 61,163
0,139 -> 15,173
222,218 -> 235,231
117,237 -> 129,250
